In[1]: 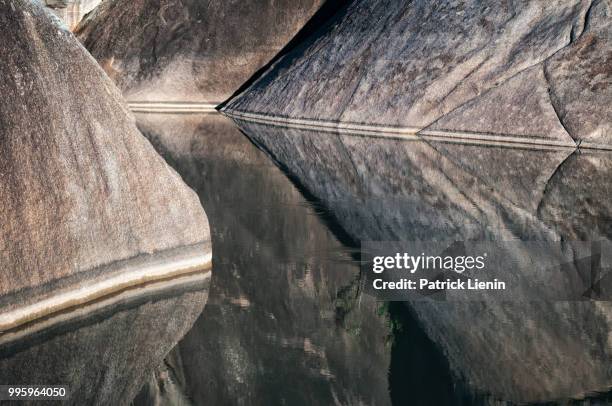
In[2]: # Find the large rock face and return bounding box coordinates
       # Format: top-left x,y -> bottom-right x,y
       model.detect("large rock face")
0,2 -> 211,402
224,0 -> 612,149
75,0 -> 324,103
0,0 -> 210,302
228,118 -> 612,403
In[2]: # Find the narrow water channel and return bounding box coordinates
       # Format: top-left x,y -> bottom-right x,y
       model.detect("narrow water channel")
136,111 -> 612,405
134,112 -> 569,405
135,112 -> 393,405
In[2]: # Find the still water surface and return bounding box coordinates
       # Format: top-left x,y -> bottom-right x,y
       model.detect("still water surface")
1,112 -> 611,405
136,112 -> 394,405
140,112 -> 612,406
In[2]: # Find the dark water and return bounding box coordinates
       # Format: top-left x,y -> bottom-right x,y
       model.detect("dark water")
0,276 -> 208,405
2,112 -> 611,405
135,112 -> 612,406
135,113 -> 393,405
230,118 -> 612,404
135,112 -> 489,406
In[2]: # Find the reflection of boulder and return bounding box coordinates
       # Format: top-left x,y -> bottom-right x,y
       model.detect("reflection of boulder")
229,119 -> 612,403
539,152 -> 612,241
232,121 -> 571,242
76,0 -> 323,103
0,3 -> 211,401
135,113 -> 393,405
0,277 -> 209,406
224,0 -> 611,148
44,0 -> 69,8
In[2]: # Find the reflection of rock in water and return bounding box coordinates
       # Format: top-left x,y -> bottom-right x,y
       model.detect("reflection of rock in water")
0,277 -> 209,406
228,119 -> 612,403
0,2 -> 211,403
224,0 -> 611,148
135,113 -> 393,405
538,152 -> 612,241
221,1 -> 612,398
75,0 -> 324,103
133,346 -> 194,406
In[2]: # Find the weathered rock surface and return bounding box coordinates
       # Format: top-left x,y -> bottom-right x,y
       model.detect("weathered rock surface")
229,118 -> 612,403
75,0 -> 324,103
0,0 -> 210,306
44,0 -> 103,29
225,0 -> 612,148
538,152 -> 612,240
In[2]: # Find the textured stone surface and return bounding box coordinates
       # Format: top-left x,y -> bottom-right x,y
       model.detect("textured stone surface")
538,152 -> 612,240
75,0 -> 323,103
225,0 -> 611,147
230,119 -> 612,403
541,0 -> 612,146
0,1 -> 209,307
